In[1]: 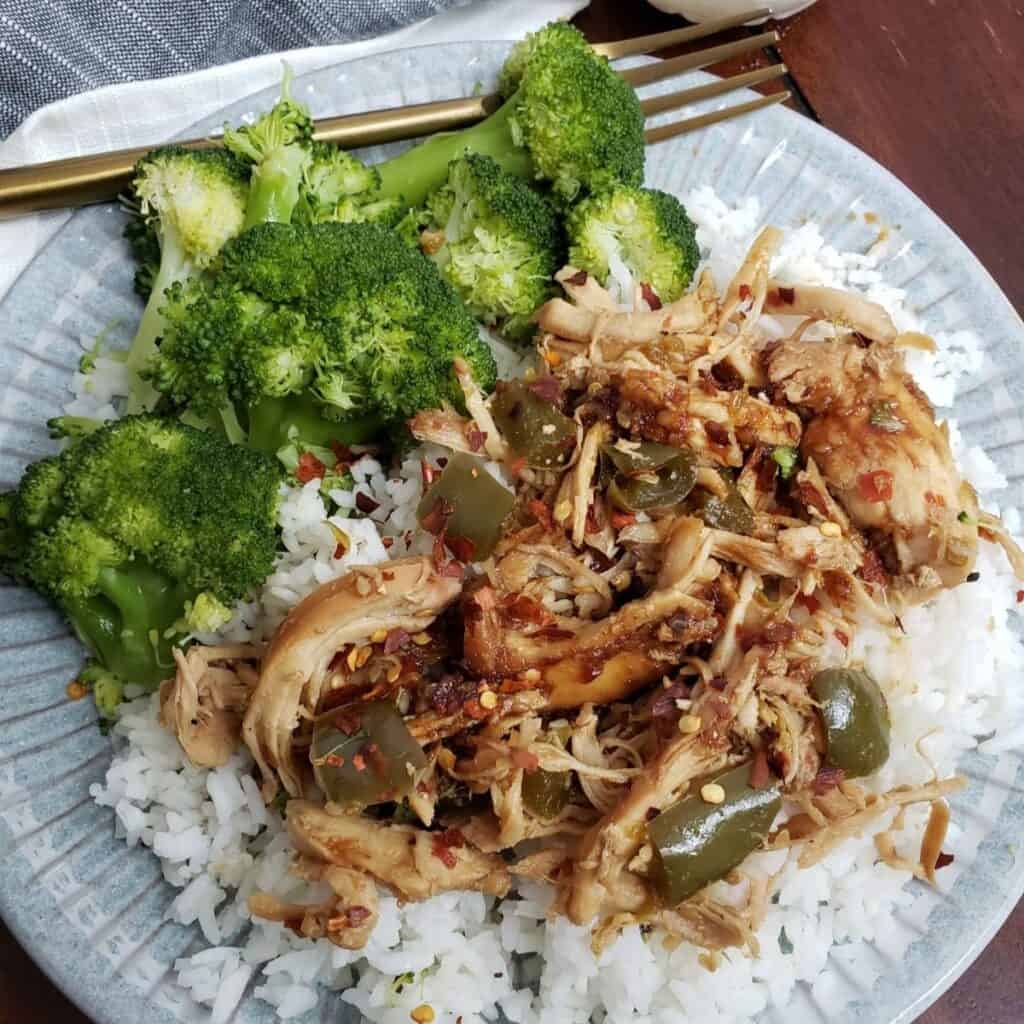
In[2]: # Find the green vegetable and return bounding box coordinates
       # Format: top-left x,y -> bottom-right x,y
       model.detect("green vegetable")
602,441 -> 697,513
79,662 -> 125,721
122,146 -> 250,412
648,762 -> 782,907
375,22 -> 644,207
0,416 -> 282,703
148,221 -> 497,434
223,70 -> 400,232
414,153 -> 564,341
522,769 -> 573,821
810,667 -> 891,778
772,446 -> 799,480
689,476 -> 755,535
491,380 -> 576,469
566,186 -> 700,304
311,701 -> 426,807
417,452 -> 515,560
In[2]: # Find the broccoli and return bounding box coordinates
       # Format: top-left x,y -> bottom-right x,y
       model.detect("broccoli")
122,203 -> 161,299
375,22 -> 644,207
412,153 -> 563,342
565,185 -> 700,306
122,146 -> 250,412
224,72 -> 403,231
147,221 -> 497,444
0,416 -> 282,701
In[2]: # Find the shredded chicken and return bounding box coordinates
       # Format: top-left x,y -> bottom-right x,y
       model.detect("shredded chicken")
287,800 -> 510,902
243,557 -> 461,799
159,644 -> 261,768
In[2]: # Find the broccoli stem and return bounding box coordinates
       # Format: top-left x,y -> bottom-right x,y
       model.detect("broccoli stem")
242,145 -> 310,230
125,222 -> 189,413
376,99 -> 534,208
247,394 -> 384,456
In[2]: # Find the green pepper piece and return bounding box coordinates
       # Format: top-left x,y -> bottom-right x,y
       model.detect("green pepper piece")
810,667 -> 891,778
689,477 -> 755,535
602,441 -> 698,513
647,762 -> 781,907
491,381 -> 576,469
522,769 -> 573,821
312,700 -> 426,808
416,451 -> 515,560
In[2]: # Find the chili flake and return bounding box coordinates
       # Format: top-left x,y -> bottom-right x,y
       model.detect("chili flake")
295,451 -> 326,483
857,469 -> 894,503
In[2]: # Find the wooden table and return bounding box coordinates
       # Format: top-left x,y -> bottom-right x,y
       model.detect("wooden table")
1,1 -> 1021,1022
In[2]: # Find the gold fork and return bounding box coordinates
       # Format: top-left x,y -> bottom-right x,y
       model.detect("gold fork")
0,8 -> 789,220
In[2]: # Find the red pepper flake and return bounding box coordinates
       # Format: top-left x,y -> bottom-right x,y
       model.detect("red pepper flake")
333,543 -> 347,560
1016,590 -> 1024,604
640,282 -> 662,310
421,497 -> 454,535
738,283 -> 752,302
384,628 -> 410,654
296,451 -> 326,483
567,269 -> 588,287
528,499 -> 554,531
512,749 -> 540,772
381,536 -> 394,549
432,532 -> 465,579
441,827 -> 465,849
463,697 -> 488,720
704,420 -> 730,446
431,833 -> 458,869
324,754 -> 346,769
351,753 -> 367,772
508,455 -> 527,479
330,440 -> 353,467
795,592 -> 821,614
610,510 -> 636,530
355,491 -> 380,514
346,905 -> 371,926
502,593 -> 549,625
447,534 -> 476,564
857,470 -> 894,503
860,548 -> 889,585
935,851 -> 955,870
812,765 -> 846,795
796,481 -> 830,517
585,504 -> 600,534
749,748 -> 771,789
835,629 -> 850,647
924,490 -> 946,508
421,459 -> 437,487
466,427 -> 487,452
776,285 -> 796,305
66,680 -> 88,701
527,376 -> 562,404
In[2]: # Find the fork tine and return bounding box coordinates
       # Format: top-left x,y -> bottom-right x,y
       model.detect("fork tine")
593,8 -> 773,60
620,31 -> 780,88
645,91 -> 791,145
640,65 -> 788,117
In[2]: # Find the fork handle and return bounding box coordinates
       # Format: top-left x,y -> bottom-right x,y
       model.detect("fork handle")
0,93 -> 498,220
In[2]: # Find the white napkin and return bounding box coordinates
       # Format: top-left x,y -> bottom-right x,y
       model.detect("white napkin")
0,0 -> 588,301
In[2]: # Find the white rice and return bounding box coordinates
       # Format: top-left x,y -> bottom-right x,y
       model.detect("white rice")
79,190 -> 1024,1024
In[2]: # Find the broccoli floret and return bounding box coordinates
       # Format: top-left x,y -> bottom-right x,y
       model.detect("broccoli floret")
294,142 -> 404,227
149,222 -> 497,433
772,446 -> 799,480
224,75 -> 401,232
122,205 -> 161,299
376,22 -> 644,207
123,146 -> 250,412
497,20 -> 590,98
414,153 -> 563,341
26,516 -> 190,686
184,592 -> 234,634
79,662 -> 124,721
1,417 -> 282,704
47,415 -> 105,441
566,186 -> 700,305
223,67 -> 314,230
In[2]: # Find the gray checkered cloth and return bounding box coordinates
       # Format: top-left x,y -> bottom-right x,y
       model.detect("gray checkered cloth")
0,0 -> 472,138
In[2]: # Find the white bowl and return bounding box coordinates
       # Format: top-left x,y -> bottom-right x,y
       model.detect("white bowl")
646,0 -> 819,22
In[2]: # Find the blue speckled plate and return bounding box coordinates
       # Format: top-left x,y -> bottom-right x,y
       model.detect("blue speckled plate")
0,41 -> 1022,1024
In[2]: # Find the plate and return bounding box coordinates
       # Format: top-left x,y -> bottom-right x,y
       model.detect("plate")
0,41 -> 1022,1024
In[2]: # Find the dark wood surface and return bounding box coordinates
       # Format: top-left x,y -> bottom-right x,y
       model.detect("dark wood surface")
2,1 -> 1022,1022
